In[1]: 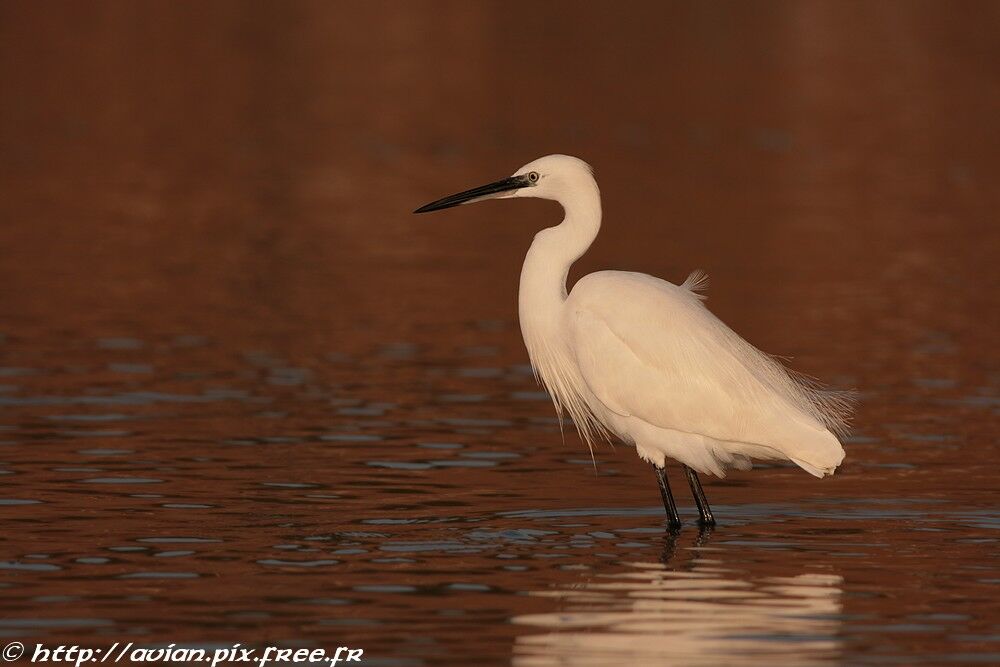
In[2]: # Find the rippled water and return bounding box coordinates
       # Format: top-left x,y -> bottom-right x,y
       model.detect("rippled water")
1,1 -> 998,665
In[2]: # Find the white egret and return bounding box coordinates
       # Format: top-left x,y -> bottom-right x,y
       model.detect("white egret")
415,155 -> 852,528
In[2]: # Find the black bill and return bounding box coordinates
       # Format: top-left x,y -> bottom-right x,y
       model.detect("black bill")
413,174 -> 531,214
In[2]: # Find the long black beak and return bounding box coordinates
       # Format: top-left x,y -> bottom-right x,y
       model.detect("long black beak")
414,174 -> 530,214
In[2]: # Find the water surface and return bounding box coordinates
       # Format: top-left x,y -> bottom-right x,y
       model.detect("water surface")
0,1 -> 998,665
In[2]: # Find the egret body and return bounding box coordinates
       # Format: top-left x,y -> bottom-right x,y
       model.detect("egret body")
415,155 -> 851,528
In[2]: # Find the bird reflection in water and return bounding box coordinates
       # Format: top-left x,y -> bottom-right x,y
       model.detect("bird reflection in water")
511,529 -> 843,667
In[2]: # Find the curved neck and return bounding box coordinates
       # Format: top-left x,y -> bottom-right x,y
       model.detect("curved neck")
518,183 -> 602,328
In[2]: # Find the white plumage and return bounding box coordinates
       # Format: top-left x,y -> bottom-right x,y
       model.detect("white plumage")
416,154 -> 852,523
559,270 -> 849,477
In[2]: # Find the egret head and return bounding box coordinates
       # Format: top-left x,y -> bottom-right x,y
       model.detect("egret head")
413,154 -> 595,213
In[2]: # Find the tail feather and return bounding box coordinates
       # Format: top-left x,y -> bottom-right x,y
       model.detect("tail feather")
792,456 -> 839,478
787,427 -> 845,477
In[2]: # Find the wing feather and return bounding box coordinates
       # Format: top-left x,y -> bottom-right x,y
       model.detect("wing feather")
567,271 -> 851,467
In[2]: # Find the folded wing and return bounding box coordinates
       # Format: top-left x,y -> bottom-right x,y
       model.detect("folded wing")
567,271 -> 850,474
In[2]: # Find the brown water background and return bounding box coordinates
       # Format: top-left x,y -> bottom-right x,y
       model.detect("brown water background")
1,1 -> 998,665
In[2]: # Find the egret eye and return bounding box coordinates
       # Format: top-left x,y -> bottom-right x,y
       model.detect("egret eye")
528,171 -> 539,183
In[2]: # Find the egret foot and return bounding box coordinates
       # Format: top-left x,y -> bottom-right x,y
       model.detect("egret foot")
653,464 -> 682,530
683,465 -> 716,527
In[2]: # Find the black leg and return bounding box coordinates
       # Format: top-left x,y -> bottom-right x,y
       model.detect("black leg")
653,465 -> 682,529
683,465 -> 716,527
